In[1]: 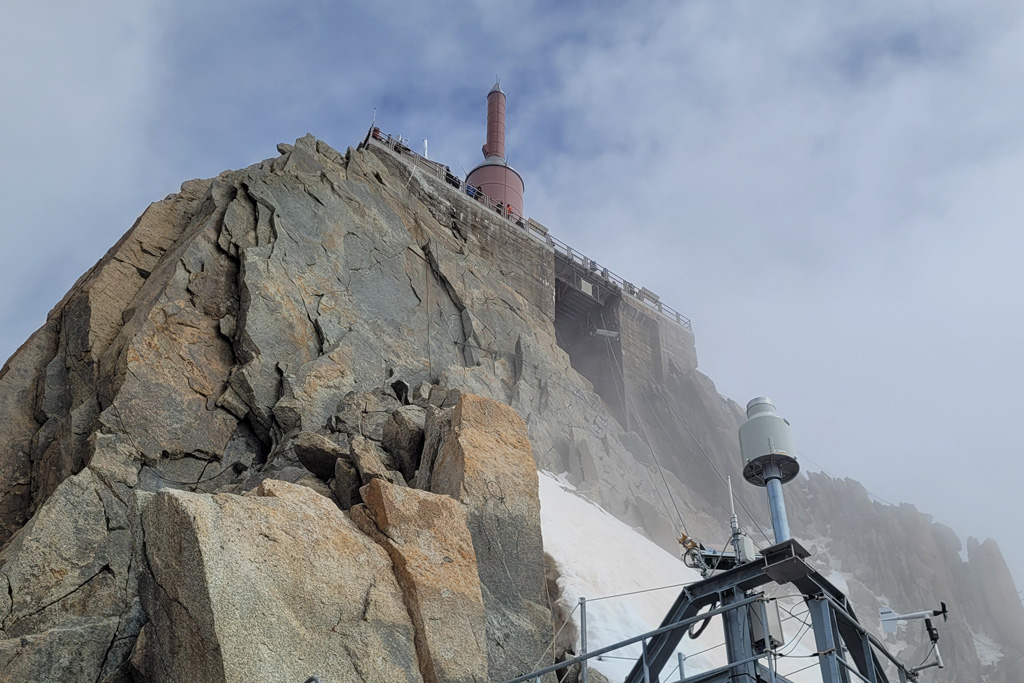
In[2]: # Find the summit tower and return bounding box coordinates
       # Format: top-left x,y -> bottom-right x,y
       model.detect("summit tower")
466,81 -> 525,218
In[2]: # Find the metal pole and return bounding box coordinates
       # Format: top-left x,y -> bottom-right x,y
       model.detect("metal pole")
677,652 -> 685,682
763,463 -> 792,543
676,651 -> 775,683
808,596 -> 843,683
829,601 -> 852,680
859,631 -> 877,683
580,597 -> 589,683
835,658 -> 873,683
722,588 -> 756,682
641,639 -> 651,683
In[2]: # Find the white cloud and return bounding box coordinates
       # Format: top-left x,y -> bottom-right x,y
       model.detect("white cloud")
0,1 -> 163,349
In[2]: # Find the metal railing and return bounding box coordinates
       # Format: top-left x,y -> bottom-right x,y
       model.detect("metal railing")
502,593 -> 765,683
547,234 -> 691,329
370,129 -> 529,220
367,128 -> 692,331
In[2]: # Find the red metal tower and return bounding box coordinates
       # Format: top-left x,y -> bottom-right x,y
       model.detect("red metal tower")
466,81 -> 525,218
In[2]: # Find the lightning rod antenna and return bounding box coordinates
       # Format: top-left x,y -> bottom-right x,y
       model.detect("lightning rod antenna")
728,476 -> 742,557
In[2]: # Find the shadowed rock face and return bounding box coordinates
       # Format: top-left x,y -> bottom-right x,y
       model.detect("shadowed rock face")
0,133 -> 1021,682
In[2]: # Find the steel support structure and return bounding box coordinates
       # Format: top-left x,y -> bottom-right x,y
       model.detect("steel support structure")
624,539 -> 897,683
504,539 -> 910,683
721,587 -> 757,682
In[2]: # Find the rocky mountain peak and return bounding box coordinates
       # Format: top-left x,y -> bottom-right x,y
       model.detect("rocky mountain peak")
0,133 -> 1020,681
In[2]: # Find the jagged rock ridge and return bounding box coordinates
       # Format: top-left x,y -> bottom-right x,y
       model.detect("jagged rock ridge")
0,133 -> 1020,682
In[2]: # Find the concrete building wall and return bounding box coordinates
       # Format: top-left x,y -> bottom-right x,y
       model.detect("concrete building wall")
615,297 -> 700,429
618,296 -> 699,386
452,199 -> 554,323
619,299 -> 662,386
657,315 -> 698,380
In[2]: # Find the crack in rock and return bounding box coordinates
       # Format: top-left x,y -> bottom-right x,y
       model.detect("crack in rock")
3,564 -> 113,632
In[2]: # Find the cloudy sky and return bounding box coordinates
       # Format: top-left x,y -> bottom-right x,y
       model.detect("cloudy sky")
3,1 -> 1023,590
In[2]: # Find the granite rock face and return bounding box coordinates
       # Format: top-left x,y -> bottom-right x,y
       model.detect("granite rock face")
0,132 -> 1021,682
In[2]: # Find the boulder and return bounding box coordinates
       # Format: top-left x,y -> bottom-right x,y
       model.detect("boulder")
429,394 -> 551,680
0,468 -> 136,682
412,406 -> 452,490
135,479 -> 422,683
354,479 -> 488,683
290,430 -> 345,480
382,404 -> 427,481
0,617 -> 121,682
330,390 -> 403,441
332,456 -> 362,509
427,385 -> 462,409
350,435 -> 395,485
559,662 -> 610,683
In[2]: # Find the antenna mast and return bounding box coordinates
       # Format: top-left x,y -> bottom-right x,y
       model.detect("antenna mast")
728,476 -> 741,555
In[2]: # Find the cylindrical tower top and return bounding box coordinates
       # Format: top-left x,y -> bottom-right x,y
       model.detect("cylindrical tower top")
738,397 -> 799,487
746,396 -> 776,417
482,81 -> 506,159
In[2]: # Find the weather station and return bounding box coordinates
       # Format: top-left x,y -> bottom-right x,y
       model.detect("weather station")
505,397 -> 948,683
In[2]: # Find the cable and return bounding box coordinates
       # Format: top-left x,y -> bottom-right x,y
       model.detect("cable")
915,643 -> 937,669
778,603 -> 812,628
776,619 -> 815,658
778,660 -> 821,677
528,602 -> 580,672
599,332 -> 688,536
585,580 -> 698,603
687,599 -> 717,640
796,448 -> 898,507
687,640 -> 727,659
592,349 -> 678,530
660,398 -> 773,546
146,461 -> 247,489
684,536 -> 733,578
